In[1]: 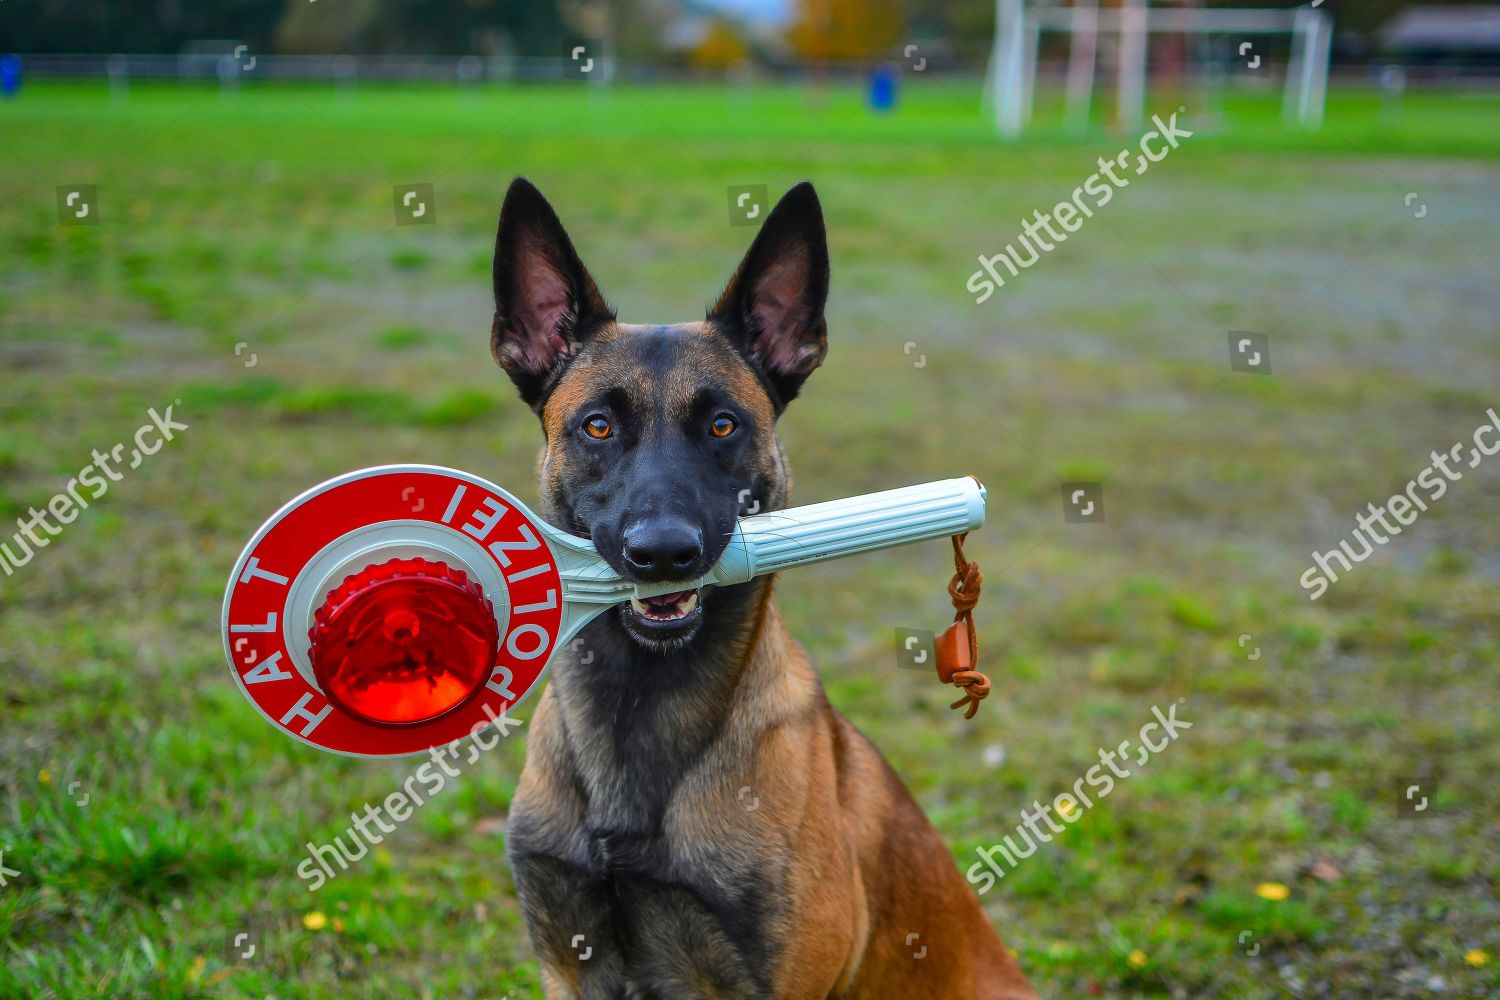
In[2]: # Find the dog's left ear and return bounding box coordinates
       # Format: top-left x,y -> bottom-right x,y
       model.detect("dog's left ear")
709,181 -> 830,410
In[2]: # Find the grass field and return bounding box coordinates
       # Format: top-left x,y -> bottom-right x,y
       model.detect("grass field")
2,79 -> 1499,999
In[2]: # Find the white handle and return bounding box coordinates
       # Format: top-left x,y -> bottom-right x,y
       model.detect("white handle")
707,477 -> 985,587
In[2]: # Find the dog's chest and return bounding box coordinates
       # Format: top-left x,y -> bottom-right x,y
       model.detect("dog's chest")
569,724 -> 784,932
581,819 -> 665,876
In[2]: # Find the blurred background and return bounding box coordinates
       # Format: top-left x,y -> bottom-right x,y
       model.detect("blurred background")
1,1 -> 1497,997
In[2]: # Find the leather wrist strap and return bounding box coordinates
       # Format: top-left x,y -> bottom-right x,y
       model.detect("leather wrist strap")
934,525 -> 991,719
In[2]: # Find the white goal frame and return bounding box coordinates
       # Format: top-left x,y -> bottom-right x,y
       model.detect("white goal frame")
985,0 -> 1333,137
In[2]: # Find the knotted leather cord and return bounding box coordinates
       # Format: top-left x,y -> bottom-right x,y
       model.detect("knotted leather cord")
946,530 -> 991,719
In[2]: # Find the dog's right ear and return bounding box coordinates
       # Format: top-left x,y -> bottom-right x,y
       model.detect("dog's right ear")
709,181 -> 830,412
491,178 -> 613,411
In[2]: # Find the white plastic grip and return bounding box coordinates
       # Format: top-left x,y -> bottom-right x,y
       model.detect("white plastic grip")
707,477 -> 986,587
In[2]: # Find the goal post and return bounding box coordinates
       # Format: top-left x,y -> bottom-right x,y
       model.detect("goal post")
987,1 -> 1334,137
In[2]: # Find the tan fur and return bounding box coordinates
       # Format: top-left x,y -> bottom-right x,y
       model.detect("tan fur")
516,580 -> 1038,998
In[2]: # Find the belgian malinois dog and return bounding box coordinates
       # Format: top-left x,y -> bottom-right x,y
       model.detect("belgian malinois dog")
491,178 -> 1039,999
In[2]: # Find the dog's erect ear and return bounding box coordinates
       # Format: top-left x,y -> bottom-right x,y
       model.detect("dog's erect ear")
491,178 -> 613,411
709,181 -> 830,410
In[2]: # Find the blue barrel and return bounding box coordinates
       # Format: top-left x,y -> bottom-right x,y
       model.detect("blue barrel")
0,55 -> 22,98
868,63 -> 897,113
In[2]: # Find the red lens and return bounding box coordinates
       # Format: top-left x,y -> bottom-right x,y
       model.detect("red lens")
309,558 -> 498,727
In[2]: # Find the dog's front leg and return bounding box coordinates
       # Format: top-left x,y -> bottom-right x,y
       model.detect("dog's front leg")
608,875 -> 768,1000
510,851 -> 631,999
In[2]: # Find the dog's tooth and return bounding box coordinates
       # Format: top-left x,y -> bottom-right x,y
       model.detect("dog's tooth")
682,592 -> 699,614
631,598 -> 648,616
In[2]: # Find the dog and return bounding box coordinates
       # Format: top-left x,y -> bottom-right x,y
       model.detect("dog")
490,177 -> 1040,999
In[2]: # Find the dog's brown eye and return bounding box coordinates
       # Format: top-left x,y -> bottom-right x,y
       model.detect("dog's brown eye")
710,415 -> 737,438
584,416 -> 612,440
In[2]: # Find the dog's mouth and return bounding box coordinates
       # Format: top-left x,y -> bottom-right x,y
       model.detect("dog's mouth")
628,588 -> 701,626
620,587 -> 704,645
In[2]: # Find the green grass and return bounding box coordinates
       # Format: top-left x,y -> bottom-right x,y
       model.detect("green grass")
2,79 -> 1499,999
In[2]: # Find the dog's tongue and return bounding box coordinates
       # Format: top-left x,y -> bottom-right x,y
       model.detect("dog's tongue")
645,589 -> 693,608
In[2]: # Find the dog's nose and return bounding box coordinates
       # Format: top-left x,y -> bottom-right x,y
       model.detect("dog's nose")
621,519 -> 704,581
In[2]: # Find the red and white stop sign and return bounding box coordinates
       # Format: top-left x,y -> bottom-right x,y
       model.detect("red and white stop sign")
221,466 -> 562,757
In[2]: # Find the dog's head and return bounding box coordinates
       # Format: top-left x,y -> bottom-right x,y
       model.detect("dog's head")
489,178 -> 829,650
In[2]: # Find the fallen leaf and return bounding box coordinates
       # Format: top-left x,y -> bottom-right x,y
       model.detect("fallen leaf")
1309,858 -> 1340,881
